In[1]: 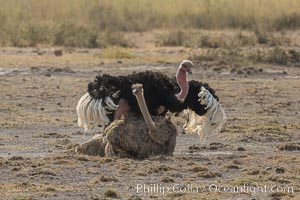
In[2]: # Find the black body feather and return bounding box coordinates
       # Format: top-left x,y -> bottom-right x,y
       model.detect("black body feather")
87,71 -> 218,118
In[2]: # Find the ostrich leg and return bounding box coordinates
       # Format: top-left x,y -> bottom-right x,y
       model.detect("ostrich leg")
132,84 -> 164,145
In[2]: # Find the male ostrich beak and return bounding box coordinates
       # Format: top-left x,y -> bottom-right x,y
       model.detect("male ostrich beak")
181,60 -> 193,74
183,64 -> 192,74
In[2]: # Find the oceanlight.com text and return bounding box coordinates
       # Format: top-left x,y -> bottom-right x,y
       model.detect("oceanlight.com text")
136,183 -> 294,196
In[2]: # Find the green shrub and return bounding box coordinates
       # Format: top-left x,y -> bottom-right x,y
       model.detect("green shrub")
157,31 -> 190,47
199,34 -> 226,48
268,47 -> 289,65
288,49 -> 300,62
274,13 -> 300,30
4,23 -> 50,47
53,23 -> 99,48
255,29 -> 269,45
235,31 -> 256,46
100,31 -> 133,48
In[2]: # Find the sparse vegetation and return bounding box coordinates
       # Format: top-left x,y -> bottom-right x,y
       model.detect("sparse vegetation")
197,171 -> 222,178
1,53 -> 299,199
0,0 -> 300,47
190,166 -> 209,172
157,31 -> 191,47
104,189 -> 118,198
190,44 -> 299,67
277,142 -> 300,151
160,176 -> 174,183
102,48 -> 135,59
0,1 -> 299,200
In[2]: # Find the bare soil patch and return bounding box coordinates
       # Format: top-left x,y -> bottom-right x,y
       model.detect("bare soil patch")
0,47 -> 299,200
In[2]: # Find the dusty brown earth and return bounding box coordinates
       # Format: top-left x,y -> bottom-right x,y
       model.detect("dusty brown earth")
0,47 -> 299,200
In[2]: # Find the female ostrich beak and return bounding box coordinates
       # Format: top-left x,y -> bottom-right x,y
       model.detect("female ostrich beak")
132,88 -> 139,95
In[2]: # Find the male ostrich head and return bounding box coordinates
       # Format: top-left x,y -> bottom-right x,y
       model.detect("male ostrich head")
176,60 -> 193,101
178,60 -> 193,74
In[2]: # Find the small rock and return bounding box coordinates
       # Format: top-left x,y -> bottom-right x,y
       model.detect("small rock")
128,195 -> 142,200
8,156 -> 24,161
227,164 -> 239,169
275,167 -> 285,174
54,50 -> 63,56
117,60 -> 122,64
44,72 -> 52,77
265,167 -> 272,171
237,70 -> 244,74
237,147 -> 246,151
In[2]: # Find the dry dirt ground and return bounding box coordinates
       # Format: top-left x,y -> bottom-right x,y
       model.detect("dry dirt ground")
0,47 -> 299,200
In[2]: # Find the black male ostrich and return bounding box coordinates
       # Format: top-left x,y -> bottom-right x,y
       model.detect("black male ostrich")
77,60 -> 226,139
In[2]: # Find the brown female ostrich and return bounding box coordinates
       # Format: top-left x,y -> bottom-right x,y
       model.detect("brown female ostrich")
76,84 -> 177,159
105,83 -> 177,158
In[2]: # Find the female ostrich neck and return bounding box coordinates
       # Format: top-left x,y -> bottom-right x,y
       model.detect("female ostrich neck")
176,68 -> 189,101
135,92 -> 156,132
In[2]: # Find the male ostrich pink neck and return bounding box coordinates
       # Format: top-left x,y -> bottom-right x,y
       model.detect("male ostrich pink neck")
176,60 -> 193,101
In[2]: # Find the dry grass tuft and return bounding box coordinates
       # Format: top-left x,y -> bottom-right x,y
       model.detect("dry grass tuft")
104,189 -> 118,198
0,0 -> 300,47
277,142 -> 300,151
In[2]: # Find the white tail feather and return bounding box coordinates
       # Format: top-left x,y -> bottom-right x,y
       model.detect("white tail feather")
76,93 -> 118,131
77,93 -> 89,127
183,87 -> 226,140
105,97 -> 119,111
